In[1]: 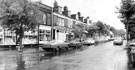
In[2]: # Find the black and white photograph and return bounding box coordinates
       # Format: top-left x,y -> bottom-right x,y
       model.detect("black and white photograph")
0,0 -> 133,70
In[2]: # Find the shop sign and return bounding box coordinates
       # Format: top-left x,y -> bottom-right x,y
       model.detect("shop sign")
39,25 -> 51,30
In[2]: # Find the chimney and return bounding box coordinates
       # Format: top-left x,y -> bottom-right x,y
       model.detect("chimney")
54,0 -> 58,7
79,17 -> 84,22
77,12 -> 81,18
53,1 -> 62,14
71,14 -> 78,20
71,14 -> 76,19
84,18 -> 87,23
63,6 -> 71,17
84,17 -> 89,23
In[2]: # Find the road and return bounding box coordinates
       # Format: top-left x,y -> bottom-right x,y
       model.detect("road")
0,41 -> 128,70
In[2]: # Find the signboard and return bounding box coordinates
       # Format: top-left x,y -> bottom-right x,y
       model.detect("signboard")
39,25 -> 51,30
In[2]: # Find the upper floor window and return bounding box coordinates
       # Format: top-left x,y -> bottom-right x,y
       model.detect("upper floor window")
0,29 -> 2,32
68,19 -> 73,28
53,15 -> 58,26
57,17 -> 60,26
61,18 -> 64,26
43,14 -> 47,24
47,13 -> 51,26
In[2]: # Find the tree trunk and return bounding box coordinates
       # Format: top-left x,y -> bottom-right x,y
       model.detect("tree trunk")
126,23 -> 129,45
17,27 -> 24,52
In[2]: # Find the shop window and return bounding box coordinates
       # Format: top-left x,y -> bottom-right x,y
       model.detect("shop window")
46,35 -> 51,41
39,34 -> 44,41
39,29 -> 45,41
39,30 -> 44,34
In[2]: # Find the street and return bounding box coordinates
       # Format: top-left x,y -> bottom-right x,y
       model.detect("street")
0,41 -> 128,70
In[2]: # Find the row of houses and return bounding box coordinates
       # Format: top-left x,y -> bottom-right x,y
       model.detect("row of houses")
0,1 -> 92,45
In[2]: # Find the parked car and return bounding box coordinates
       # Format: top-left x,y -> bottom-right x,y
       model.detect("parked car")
113,38 -> 123,45
108,38 -> 115,41
40,40 -> 69,51
83,38 -> 95,45
68,39 -> 83,49
127,42 -> 135,68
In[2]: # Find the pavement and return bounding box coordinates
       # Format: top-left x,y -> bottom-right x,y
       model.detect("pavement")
0,41 -> 128,70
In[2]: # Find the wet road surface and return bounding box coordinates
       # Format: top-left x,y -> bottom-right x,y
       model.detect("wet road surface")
0,41 -> 128,70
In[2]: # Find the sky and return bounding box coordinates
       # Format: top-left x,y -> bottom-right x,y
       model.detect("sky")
39,0 -> 124,29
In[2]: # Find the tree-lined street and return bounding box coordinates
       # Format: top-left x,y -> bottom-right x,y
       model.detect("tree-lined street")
0,0 -> 131,70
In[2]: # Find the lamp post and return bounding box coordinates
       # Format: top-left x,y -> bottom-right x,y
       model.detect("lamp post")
51,0 -> 54,40
37,24 -> 40,45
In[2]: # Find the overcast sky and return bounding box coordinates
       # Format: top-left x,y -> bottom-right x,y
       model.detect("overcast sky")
40,0 -> 124,29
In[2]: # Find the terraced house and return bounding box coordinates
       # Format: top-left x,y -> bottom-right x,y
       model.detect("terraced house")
52,1 -> 90,41
36,2 -> 52,44
0,1 -> 92,46
52,1 -> 73,41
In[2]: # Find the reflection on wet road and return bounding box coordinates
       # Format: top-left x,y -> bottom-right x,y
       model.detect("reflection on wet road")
0,45 -> 85,70
0,41 -> 128,70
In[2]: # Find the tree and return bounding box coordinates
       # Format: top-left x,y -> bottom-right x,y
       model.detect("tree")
110,27 -> 118,35
117,29 -> 126,36
0,0 -> 40,51
72,23 -> 85,39
118,0 -> 135,41
96,21 -> 106,36
87,24 -> 99,37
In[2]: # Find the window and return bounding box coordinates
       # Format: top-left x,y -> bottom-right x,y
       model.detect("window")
61,18 -> 64,26
47,13 -> 51,26
0,29 -> 2,32
39,34 -> 44,41
59,18 -> 61,26
39,29 -> 51,41
39,30 -> 44,34
57,17 -> 60,26
39,29 -> 45,41
43,14 -> 47,24
53,15 -> 58,26
64,19 -> 68,27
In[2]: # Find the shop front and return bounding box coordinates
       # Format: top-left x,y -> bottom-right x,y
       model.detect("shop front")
39,25 -> 52,44
53,26 -> 67,41
4,30 -> 16,45
66,28 -> 74,41
23,31 -> 38,45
